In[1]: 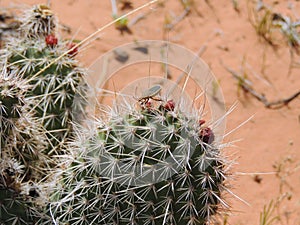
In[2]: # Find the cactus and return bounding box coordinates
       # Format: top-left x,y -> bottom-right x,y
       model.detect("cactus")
1,4 -> 87,154
0,157 -> 48,225
0,4 -> 87,224
0,74 -> 50,225
0,75 -> 25,148
0,73 -> 48,178
51,87 -> 227,225
0,4 -> 231,225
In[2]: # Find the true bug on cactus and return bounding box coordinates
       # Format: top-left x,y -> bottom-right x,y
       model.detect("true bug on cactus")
51,82 -> 228,225
1,4 -> 88,154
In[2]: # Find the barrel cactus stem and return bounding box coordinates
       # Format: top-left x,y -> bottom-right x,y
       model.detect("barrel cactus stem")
51,90 -> 229,225
0,4 -> 88,224
0,74 -> 49,225
1,4 -> 88,154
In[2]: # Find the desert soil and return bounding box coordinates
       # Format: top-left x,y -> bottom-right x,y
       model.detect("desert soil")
1,0 -> 300,224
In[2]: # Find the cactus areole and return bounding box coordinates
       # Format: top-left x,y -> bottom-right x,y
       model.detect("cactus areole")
54,94 -> 227,225
2,4 -> 87,154
0,5 -> 87,224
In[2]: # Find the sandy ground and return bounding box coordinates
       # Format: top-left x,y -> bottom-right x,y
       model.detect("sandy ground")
1,0 -> 300,224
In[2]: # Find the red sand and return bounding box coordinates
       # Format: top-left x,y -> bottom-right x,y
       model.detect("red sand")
1,0 -> 300,224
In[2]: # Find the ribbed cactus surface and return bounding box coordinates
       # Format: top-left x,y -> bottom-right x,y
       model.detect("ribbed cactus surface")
52,92 -> 226,225
0,75 -> 48,225
1,4 -> 87,154
0,76 -> 25,148
0,4 -> 231,225
0,4 -> 87,225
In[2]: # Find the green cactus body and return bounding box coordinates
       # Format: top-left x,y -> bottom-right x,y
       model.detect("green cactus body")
0,76 -> 25,148
0,5 -> 87,224
0,75 -> 50,225
2,4 -> 87,153
5,37 -> 87,152
0,75 -> 46,175
52,95 -> 226,225
0,158 -> 43,225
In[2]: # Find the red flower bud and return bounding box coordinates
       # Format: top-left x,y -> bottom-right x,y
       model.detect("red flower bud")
67,43 -> 78,57
164,100 -> 175,111
45,34 -> 58,47
199,127 -> 214,144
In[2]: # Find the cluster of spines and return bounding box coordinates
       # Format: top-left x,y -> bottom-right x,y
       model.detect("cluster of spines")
51,96 -> 227,225
1,4 -> 87,154
0,4 -> 231,225
0,74 -> 49,225
0,73 -> 48,177
0,4 -> 87,225
0,75 -> 25,147
20,4 -> 57,39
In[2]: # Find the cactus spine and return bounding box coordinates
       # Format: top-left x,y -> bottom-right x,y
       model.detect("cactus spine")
52,90 -> 227,225
0,4 -> 87,224
0,74 -> 48,225
2,4 -> 87,154
1,4 -> 231,225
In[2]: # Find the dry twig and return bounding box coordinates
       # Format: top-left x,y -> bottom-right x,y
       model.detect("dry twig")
164,8 -> 190,31
222,62 -> 300,109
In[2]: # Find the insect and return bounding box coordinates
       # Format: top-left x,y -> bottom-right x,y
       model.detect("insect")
138,84 -> 162,106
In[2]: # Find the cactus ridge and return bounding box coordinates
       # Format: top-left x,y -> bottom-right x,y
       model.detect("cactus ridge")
0,4 -> 232,225
51,94 -> 228,225
0,74 -> 49,225
1,4 -> 87,154
0,4 -> 87,224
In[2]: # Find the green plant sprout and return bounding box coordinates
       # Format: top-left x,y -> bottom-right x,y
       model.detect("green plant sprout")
272,14 -> 300,75
232,0 -> 239,12
248,1 -> 276,46
259,200 -> 279,225
272,14 -> 300,50
113,14 -> 132,34
111,0 -> 132,34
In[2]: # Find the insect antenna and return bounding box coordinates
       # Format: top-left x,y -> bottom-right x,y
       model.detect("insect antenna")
148,54 -> 152,89
163,39 -> 170,80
